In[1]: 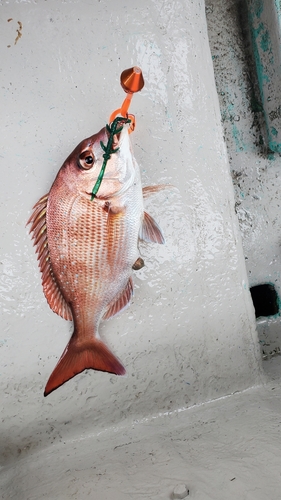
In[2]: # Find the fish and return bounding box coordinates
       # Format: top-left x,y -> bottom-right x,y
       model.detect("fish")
27,122 -> 165,396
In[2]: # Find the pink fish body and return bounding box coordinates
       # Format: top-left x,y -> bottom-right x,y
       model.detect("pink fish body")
28,124 -> 164,396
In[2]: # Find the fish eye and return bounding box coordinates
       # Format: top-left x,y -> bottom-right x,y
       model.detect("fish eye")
78,151 -> 95,170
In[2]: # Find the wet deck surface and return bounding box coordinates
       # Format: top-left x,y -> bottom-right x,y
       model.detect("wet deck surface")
1,371 -> 281,499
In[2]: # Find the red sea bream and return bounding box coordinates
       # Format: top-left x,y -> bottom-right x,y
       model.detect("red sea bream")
27,122 -> 164,396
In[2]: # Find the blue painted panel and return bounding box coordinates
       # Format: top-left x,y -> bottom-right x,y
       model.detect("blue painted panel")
247,0 -> 281,152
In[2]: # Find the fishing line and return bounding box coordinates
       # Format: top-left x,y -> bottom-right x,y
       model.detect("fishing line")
91,116 -> 131,200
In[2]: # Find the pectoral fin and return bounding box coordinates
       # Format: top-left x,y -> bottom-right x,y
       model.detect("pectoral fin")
139,211 -> 165,244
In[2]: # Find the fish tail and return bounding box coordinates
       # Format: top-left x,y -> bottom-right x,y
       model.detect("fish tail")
44,337 -> 126,397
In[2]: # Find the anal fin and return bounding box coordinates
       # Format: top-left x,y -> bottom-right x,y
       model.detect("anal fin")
103,277 -> 133,320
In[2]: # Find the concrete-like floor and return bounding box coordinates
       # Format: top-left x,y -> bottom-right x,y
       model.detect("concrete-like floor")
1,372 -> 281,499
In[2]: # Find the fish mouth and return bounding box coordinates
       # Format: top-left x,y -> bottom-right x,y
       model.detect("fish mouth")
105,119 -> 129,149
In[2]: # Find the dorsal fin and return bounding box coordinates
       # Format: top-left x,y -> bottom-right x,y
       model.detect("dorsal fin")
103,277 -> 133,320
139,211 -> 165,244
27,194 -> 73,321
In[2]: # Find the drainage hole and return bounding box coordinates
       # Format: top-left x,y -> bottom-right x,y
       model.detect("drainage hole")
250,283 -> 279,318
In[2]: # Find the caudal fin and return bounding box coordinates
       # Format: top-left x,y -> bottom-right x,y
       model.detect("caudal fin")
44,338 -> 126,397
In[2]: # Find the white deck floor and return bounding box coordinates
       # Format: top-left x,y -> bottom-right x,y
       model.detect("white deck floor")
1,360 -> 281,500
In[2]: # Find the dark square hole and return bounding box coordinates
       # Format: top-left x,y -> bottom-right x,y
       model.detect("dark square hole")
250,284 -> 279,318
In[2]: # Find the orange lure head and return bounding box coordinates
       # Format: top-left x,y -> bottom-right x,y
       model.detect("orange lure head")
120,66 -> 144,93
109,66 -> 145,131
